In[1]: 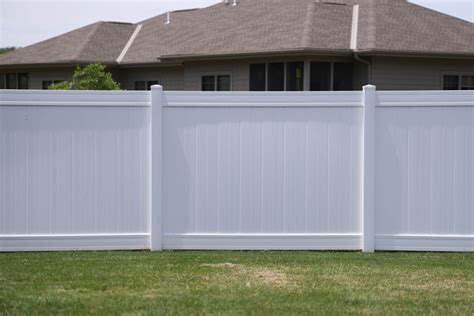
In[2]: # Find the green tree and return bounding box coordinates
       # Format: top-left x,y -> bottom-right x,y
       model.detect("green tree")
0,47 -> 15,55
49,63 -> 121,90
48,81 -> 72,90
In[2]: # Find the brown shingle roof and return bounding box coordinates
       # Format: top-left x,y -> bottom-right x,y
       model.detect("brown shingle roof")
0,0 -> 472,67
0,22 -> 136,66
357,0 -> 474,56
121,0 -> 355,64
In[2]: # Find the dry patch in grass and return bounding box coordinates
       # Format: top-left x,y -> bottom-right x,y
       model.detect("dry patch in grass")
201,263 -> 294,288
201,263 -> 238,268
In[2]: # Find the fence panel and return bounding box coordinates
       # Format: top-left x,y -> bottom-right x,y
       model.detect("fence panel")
0,90 -> 151,251
375,91 -> 474,251
160,92 -> 364,249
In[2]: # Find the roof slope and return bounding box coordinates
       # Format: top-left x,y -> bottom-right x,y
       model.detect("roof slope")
122,0 -> 474,63
0,22 -> 136,66
121,0 -> 354,64
0,0 -> 472,67
356,0 -> 474,55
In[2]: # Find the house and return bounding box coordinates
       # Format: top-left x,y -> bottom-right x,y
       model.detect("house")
0,0 -> 473,91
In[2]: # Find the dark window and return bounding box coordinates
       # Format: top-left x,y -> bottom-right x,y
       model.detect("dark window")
310,62 -> 331,91
18,73 -> 29,89
461,76 -> 474,90
249,64 -> 266,91
147,81 -> 159,90
286,62 -> 304,91
268,63 -> 285,91
42,81 -> 53,90
333,63 -> 354,91
6,73 -> 17,89
135,81 -> 146,90
217,75 -> 231,91
443,75 -> 459,90
201,76 -> 215,91
0,74 -> 4,89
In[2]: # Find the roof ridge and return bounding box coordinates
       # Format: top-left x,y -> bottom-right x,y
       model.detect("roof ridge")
367,1 -> 376,49
101,21 -> 133,25
301,2 -> 317,48
72,21 -> 103,61
137,1 -> 221,25
117,24 -> 143,63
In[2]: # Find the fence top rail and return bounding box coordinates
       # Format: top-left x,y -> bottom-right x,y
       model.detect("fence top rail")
163,91 -> 364,108
0,89 -> 150,107
377,90 -> 474,107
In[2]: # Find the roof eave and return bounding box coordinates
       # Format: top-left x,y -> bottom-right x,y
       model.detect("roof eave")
156,48 -> 355,62
0,60 -> 120,70
356,49 -> 474,60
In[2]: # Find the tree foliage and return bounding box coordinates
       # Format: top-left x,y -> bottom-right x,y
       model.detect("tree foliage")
48,81 -> 72,90
0,47 -> 15,55
49,63 -> 121,90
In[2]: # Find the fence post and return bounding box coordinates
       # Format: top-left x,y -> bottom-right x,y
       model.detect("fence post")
151,85 -> 163,251
362,85 -> 376,252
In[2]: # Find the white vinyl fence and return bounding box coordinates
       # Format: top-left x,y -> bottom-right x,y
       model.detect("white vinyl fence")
0,87 -> 473,252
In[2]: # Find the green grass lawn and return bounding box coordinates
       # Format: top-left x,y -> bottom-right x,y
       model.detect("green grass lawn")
0,251 -> 473,315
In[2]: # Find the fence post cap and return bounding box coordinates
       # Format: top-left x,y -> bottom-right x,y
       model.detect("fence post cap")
363,85 -> 376,90
151,84 -> 163,91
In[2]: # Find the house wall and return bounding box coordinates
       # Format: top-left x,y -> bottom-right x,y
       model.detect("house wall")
183,60 -> 250,91
6,56 -> 473,92
118,67 -> 184,91
0,67 -> 74,90
183,56 -> 360,91
371,57 -> 474,90
29,68 -> 75,89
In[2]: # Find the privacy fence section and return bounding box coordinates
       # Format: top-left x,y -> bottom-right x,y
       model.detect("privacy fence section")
0,90 -> 151,251
158,91 -> 364,250
375,91 -> 474,251
1,87 -> 473,252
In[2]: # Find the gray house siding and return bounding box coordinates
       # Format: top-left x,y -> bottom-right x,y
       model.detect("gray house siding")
118,67 -> 184,91
371,57 -> 474,90
2,56 -> 474,91
184,60 -> 250,91
0,67 -> 74,90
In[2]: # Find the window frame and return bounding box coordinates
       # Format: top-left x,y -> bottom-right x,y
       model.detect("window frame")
249,64 -> 267,91
442,73 -> 474,90
147,80 -> 159,91
250,61 -> 354,92
267,62 -> 285,91
18,73 -> 29,90
2,72 -> 30,90
134,80 -> 160,91
6,73 -> 18,89
200,73 -> 233,91
0,73 -> 5,89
